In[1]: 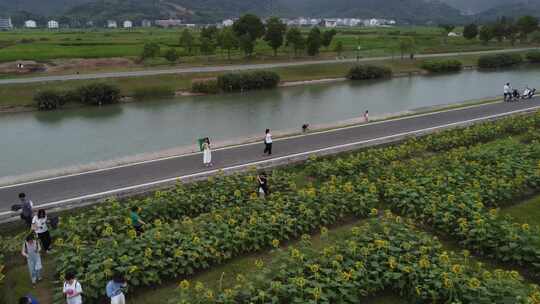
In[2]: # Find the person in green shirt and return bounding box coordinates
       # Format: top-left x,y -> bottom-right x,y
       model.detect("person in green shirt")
130,206 -> 146,235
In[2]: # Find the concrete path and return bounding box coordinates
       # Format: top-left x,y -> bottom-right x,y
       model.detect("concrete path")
0,98 -> 539,218
0,48 -> 537,85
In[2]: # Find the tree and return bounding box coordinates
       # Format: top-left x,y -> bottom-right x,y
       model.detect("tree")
285,27 -> 305,56
505,23 -> 520,46
238,33 -> 255,57
492,21 -> 507,43
530,30 -> 540,43
334,41 -> 344,57
219,28 -> 238,60
517,15 -> 539,41
463,23 -> 478,40
264,17 -> 287,56
199,37 -> 216,56
322,29 -> 337,49
306,27 -> 322,56
201,26 -> 219,41
479,25 -> 494,45
164,48 -> 179,63
399,37 -> 415,60
179,29 -> 194,55
438,24 -> 455,44
233,14 -> 265,56
141,42 -> 160,59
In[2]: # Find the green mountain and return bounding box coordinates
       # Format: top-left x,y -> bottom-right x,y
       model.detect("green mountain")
441,0 -> 540,15
474,2 -> 540,21
0,0 -> 467,24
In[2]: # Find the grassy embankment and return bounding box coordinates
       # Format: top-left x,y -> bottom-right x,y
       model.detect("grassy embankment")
0,52 -> 492,109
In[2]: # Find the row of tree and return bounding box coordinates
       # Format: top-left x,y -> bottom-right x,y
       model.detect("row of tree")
142,14 -> 338,61
462,15 -> 539,44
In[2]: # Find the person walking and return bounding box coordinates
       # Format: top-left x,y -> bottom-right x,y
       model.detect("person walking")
106,273 -> 127,304
263,129 -> 272,156
364,110 -> 369,122
63,271 -> 83,304
257,172 -> 269,198
19,193 -> 34,228
19,295 -> 40,304
21,234 -> 42,287
202,137 -> 212,167
32,209 -> 52,253
130,206 -> 146,235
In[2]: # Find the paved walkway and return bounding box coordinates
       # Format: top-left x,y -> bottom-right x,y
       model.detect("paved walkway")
0,98 -> 538,217
0,48 -> 536,85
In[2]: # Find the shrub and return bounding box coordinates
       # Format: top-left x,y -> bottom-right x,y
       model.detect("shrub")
421,59 -> 463,73
526,50 -> 540,63
191,79 -> 219,94
75,83 -> 121,105
34,90 -> 68,110
132,86 -> 175,100
217,70 -> 280,92
477,53 -> 523,68
347,65 -> 392,80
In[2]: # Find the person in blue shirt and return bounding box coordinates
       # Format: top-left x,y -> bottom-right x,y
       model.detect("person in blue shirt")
106,273 -> 127,304
19,295 -> 39,304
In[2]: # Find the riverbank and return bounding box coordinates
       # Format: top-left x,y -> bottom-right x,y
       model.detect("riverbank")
0,49 -> 532,112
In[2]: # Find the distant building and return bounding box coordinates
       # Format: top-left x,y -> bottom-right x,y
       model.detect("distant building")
47,20 -> 59,29
0,17 -> 13,30
222,19 -> 234,27
448,32 -> 460,37
155,19 -> 183,28
324,19 -> 338,28
141,19 -> 152,27
24,20 -> 37,28
123,20 -> 133,28
107,20 -> 118,28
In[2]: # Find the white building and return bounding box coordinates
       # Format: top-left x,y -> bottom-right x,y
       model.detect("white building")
47,20 -> 59,29
123,20 -> 133,28
324,19 -> 338,28
141,19 -> 152,27
24,20 -> 37,28
222,19 -> 234,27
448,32 -> 460,37
107,20 -> 117,28
0,17 -> 13,30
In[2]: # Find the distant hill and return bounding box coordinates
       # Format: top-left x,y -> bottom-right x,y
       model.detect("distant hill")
0,0 -> 467,25
441,0 -> 540,15
474,1 -> 540,21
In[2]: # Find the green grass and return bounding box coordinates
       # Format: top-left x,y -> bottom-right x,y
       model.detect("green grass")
501,194 -> 540,228
0,26 -> 531,64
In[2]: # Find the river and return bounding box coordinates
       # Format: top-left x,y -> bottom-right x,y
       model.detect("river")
1,67 -> 539,179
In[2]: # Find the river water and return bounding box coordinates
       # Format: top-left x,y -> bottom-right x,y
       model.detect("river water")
1,67 -> 539,178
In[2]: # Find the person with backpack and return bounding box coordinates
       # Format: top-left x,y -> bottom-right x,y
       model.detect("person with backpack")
63,271 -> 83,304
19,193 -> 34,228
106,273 -> 127,304
19,295 -> 40,304
32,209 -> 52,253
21,234 -> 42,287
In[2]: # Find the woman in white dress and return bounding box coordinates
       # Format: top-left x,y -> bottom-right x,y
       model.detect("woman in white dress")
203,137 -> 212,167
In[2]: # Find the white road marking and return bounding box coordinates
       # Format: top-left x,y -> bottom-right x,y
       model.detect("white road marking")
1,104 -> 538,217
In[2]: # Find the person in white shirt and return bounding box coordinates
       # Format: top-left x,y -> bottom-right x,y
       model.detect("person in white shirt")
63,272 -> 83,304
32,209 -> 52,252
202,137 -> 212,167
263,129 -> 272,155
503,83 -> 511,101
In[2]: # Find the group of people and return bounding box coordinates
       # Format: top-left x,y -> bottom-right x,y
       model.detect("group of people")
503,82 -> 536,101
16,192 -> 129,304
201,128 -> 274,167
